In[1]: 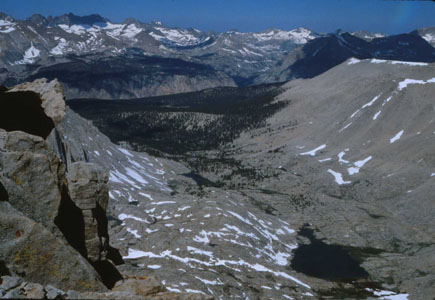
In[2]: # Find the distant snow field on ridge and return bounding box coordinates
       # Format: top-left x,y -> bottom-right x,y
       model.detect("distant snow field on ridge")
347,57 -> 429,66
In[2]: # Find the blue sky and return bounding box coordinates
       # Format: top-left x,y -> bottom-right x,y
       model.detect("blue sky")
1,0 -> 434,34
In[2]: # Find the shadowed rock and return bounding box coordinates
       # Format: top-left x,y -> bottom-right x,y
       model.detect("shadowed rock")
7,78 -> 66,125
0,89 -> 55,139
0,180 -> 8,202
0,78 -> 65,139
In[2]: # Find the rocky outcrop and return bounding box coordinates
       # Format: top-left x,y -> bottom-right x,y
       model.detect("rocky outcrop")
66,161 -> 124,288
0,201 -> 106,292
0,276 -> 62,299
0,127 -> 110,291
0,275 -> 214,299
67,162 -> 110,261
0,79 -> 113,292
0,130 -> 65,233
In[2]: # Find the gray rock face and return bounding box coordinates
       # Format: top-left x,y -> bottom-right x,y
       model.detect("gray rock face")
0,129 -> 64,233
0,276 -> 23,291
21,282 -> 46,299
0,202 -> 106,292
45,284 -> 66,299
66,161 -> 114,264
0,81 -> 121,293
112,277 -> 164,296
67,162 -> 108,211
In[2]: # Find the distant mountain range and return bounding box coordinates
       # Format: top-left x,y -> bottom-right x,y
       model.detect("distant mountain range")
0,13 -> 434,98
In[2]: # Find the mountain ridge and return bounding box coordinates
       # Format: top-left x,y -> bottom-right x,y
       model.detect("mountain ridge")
0,12 -> 434,98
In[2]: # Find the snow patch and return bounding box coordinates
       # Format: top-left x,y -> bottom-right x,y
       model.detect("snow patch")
150,201 -> 176,205
338,149 -> 350,164
339,122 -> 352,132
350,109 -> 360,119
398,78 -> 435,91
118,147 -> 134,157
422,33 -> 435,44
50,38 -> 67,55
300,144 -> 326,156
0,19 -> 16,33
123,249 -> 311,289
390,130 -> 404,144
15,43 -> 40,64
347,156 -> 372,175
147,265 -> 161,269
150,27 -> 202,47
118,213 -> 149,223
318,158 -> 332,162
373,111 -> 382,120
391,61 -> 428,66
382,96 -> 393,107
327,169 -> 351,185
347,58 -> 361,65
126,228 -> 141,238
253,28 -> 315,44
123,248 -> 149,259
371,58 -> 427,66
361,94 -> 381,109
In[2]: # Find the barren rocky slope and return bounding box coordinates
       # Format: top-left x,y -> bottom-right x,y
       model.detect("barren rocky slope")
52,95 -> 314,299
2,59 -> 434,299
231,58 -> 435,299
68,59 -> 435,299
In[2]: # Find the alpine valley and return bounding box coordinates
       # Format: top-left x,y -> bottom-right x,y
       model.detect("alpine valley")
0,12 -> 434,300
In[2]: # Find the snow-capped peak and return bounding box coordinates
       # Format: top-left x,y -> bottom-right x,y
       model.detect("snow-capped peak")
149,26 -> 205,47
253,27 -> 316,44
14,42 -> 40,64
0,18 -> 17,33
57,21 -> 142,40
